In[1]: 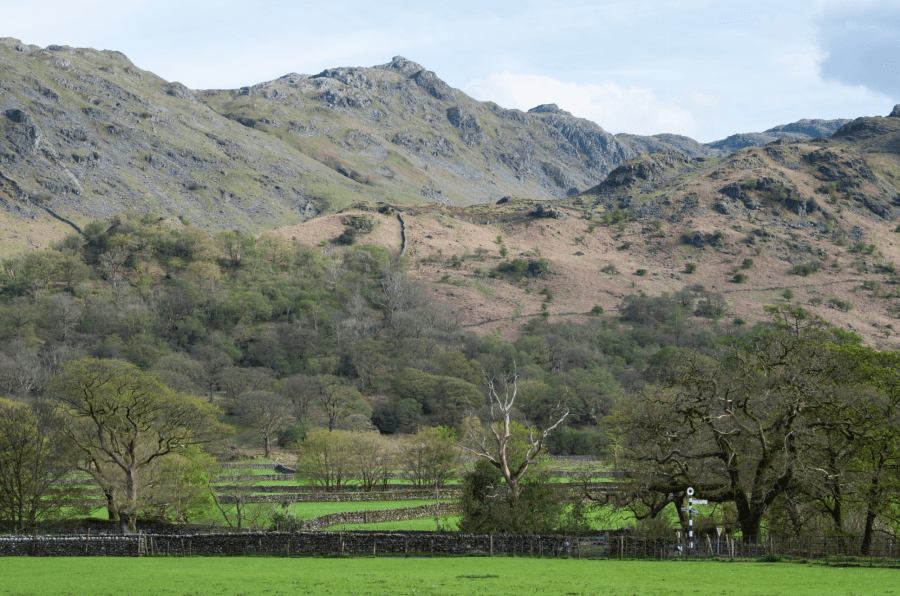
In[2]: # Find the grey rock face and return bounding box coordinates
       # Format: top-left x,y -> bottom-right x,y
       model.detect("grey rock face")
410,69 -> 455,101
446,107 -> 484,145
616,133 -> 713,158
528,104 -> 574,117
374,56 -> 425,76
889,104 -> 900,118
764,118 -> 851,138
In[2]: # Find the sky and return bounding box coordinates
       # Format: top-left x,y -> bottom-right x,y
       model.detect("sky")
3,0 -> 899,142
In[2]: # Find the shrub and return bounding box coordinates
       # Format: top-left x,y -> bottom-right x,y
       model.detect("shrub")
740,258 -> 754,269
850,242 -> 877,255
618,241 -> 634,251
590,305 -> 604,315
684,263 -> 697,274
601,263 -> 618,275
828,296 -> 853,312
335,227 -> 357,245
495,258 -> 548,282
342,214 -> 378,233
635,268 -> 648,276
710,229 -> 726,246
789,260 -> 823,276
809,296 -> 823,306
863,280 -> 881,292
732,272 -> 748,284
277,425 -> 306,448
600,208 -> 628,226
781,289 -> 795,301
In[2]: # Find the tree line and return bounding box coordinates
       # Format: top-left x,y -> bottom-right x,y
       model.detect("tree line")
0,213 -> 897,543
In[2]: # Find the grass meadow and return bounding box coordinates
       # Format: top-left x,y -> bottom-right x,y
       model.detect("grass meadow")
0,557 -> 896,596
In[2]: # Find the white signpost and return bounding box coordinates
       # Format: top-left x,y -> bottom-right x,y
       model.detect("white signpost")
681,487 -> 701,556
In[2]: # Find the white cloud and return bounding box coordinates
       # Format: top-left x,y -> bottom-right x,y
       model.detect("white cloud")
463,72 -> 699,137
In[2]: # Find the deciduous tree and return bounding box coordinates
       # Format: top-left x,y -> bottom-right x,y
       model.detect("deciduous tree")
48,358 -> 226,533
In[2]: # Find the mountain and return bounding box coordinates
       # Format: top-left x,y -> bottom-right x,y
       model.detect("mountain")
257,112 -> 900,347
0,38 -> 656,243
3,37 -> 900,345
0,37 -> 856,255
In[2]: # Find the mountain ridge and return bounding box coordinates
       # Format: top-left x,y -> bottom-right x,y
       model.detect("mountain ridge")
0,37 -> 863,255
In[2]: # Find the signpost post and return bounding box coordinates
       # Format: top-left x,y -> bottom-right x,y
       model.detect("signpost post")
681,488 -> 701,556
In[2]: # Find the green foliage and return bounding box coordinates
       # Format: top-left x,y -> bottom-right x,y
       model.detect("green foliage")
684,263 -> 697,274
781,289 -> 795,301
789,260 -> 824,276
600,208 -> 628,226
828,296 -> 853,312
732,272 -> 748,284
635,268 -> 647,276
457,459 -> 571,534
600,263 -> 618,275
590,305 -> 604,316
494,258 -> 549,282
341,214 -> 378,233
850,242 -> 877,255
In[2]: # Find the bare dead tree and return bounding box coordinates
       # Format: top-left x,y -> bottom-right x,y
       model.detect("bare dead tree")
459,367 -> 568,503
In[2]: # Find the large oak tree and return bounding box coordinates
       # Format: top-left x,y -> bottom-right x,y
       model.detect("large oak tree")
48,358 -> 225,533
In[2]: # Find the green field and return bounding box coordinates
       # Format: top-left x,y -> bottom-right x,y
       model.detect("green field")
0,558 -> 895,595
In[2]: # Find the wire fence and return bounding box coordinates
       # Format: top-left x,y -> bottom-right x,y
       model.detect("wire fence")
566,533 -> 900,566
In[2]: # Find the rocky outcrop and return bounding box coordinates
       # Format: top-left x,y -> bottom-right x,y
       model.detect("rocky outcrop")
581,150 -> 699,197
704,132 -> 807,155
764,118 -> 851,138
830,117 -> 900,143
616,133 -> 713,158
446,106 -> 484,145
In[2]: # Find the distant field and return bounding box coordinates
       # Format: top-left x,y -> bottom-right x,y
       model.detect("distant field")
1,558 -> 895,596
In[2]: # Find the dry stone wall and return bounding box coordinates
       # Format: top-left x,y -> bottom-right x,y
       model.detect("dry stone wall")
301,502 -> 460,531
0,531 -> 578,558
217,489 -> 459,504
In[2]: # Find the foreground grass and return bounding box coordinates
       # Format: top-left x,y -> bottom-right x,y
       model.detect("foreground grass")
0,557 -> 895,596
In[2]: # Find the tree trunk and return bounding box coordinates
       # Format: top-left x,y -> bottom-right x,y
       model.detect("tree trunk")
105,493 -> 119,521
124,467 -> 139,534
862,506 -> 877,556
264,435 -> 271,458
735,498 -> 764,542
829,497 -> 843,533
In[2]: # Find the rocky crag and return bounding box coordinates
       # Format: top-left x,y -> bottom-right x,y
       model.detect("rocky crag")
0,37 -> 856,249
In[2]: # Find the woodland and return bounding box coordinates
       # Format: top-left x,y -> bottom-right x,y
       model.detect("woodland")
0,212 -> 898,551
